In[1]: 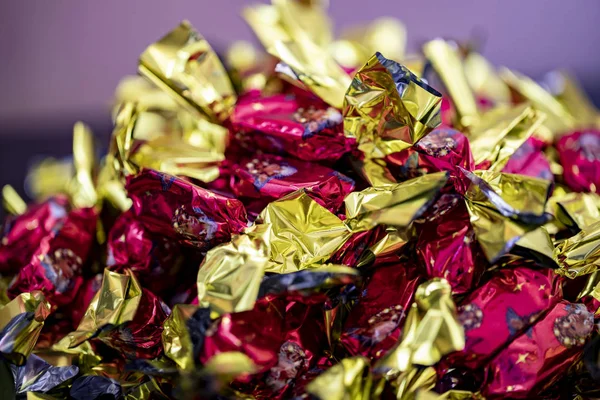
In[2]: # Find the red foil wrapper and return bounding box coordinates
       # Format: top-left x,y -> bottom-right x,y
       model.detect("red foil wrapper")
217,152 -> 355,217
414,194 -> 488,294
71,273 -> 103,327
202,295 -> 329,399
502,137 -> 553,181
483,301 -> 594,398
106,210 -> 184,296
444,265 -> 562,370
385,128 -> 474,191
339,254 -> 422,359
328,226 -> 385,268
229,93 -> 351,162
8,206 -> 98,308
0,196 -> 70,275
96,288 -> 170,360
126,169 -> 248,249
557,130 -> 600,192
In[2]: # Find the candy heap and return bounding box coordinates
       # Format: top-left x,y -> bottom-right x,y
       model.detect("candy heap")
2,1 -> 600,399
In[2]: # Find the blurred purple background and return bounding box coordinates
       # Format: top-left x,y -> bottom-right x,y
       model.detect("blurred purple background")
0,0 -> 600,196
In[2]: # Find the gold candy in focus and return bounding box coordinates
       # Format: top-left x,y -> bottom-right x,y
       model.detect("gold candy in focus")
162,304 -> 198,371
549,190 -> 600,232
0,291 -> 51,364
375,279 -> 464,375
139,21 -> 237,123
344,172 -> 448,232
344,53 -> 442,159
63,269 -> 142,348
197,226 -> 269,314
555,220 -> 600,278
423,39 -> 479,129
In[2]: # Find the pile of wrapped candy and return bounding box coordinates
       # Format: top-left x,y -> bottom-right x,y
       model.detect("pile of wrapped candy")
3,1 -> 600,399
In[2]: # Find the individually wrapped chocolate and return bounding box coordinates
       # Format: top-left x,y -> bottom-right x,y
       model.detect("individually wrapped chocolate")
229,94 -> 351,162
126,169 -> 248,249
483,301 -> 594,398
344,52 -> 442,159
8,206 -> 97,309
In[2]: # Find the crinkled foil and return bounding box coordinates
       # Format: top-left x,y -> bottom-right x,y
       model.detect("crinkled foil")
162,304 -> 198,371
344,52 -> 442,159
555,220 -> 600,278
0,291 -> 50,364
306,356 -> 380,400
139,21 -> 236,123
375,278 -> 465,375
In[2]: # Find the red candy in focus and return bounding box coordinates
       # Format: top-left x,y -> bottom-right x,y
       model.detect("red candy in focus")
444,265 -> 562,370
126,169 -> 248,249
339,254 -> 422,359
503,137 -> 553,181
229,94 -> 351,162
225,153 -> 355,218
0,196 -> 70,275
556,130 -> 600,192
414,194 -> 488,294
483,301 -> 594,398
8,206 -> 98,308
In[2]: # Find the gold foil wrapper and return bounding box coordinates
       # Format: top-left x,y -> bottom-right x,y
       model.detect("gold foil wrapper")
197,226 -> 269,314
423,39 -> 479,129
344,52 -> 442,159
139,21 -> 236,123
546,70 -> 599,129
550,189 -> 600,232
68,122 -> 98,208
259,191 -> 352,273
500,67 -> 576,135
25,158 -> 73,203
306,356 -> 380,400
464,52 -> 511,105
375,279 -> 465,375
331,17 -> 407,69
63,269 -> 142,348
0,291 -> 51,364
469,104 -> 546,171
344,172 -> 448,232
463,170 -> 552,261
162,304 -> 198,371
555,220 -> 600,278
395,367 -> 437,400
2,185 -> 26,216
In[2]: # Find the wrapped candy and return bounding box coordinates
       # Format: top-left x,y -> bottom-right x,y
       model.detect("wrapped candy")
557,130 -> 600,193
126,169 -> 248,249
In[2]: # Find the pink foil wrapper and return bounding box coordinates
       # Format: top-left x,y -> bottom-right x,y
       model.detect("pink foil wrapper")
8,206 -> 98,308
126,169 -> 248,249
0,196 -> 71,275
414,194 -> 488,294
443,265 -> 562,371
483,301 -> 594,398
228,94 -> 351,162
339,253 -> 422,359
557,130 -> 600,192
106,210 -> 185,297
502,137 -> 554,181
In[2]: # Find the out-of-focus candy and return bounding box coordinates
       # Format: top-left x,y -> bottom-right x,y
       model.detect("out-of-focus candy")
126,169 -> 248,249
344,52 -> 442,159
557,130 -> 600,193
502,137 -> 553,181
545,70 -> 599,129
0,291 -> 51,364
483,301 -> 594,398
139,21 -> 236,123
8,206 -> 97,308
69,375 -> 122,400
1,185 -> 26,216
229,94 -> 350,162
463,52 -> 511,106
